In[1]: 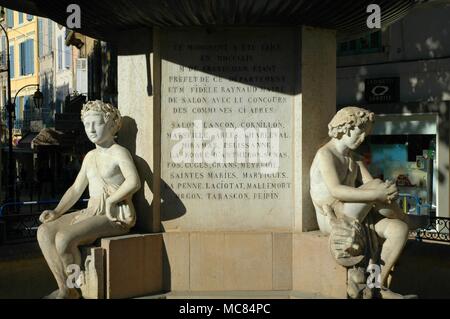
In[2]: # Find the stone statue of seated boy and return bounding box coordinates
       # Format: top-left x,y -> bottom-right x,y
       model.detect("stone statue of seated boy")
310,106 -> 415,299
37,100 -> 141,299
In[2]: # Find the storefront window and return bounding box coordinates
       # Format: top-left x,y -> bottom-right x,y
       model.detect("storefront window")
338,30 -> 382,56
359,114 -> 438,216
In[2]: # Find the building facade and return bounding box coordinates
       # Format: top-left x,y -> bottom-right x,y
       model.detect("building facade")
337,1 -> 450,218
37,16 -> 55,128
0,8 -> 39,138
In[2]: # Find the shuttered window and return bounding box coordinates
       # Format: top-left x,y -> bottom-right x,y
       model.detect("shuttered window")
38,19 -> 44,57
29,40 -> 34,74
19,39 -> 34,75
9,45 -> 14,78
16,96 -> 22,120
57,36 -> 62,70
64,44 -> 71,69
20,42 -> 25,75
48,20 -> 53,51
6,10 -> 14,28
76,58 -> 88,94
1,36 -> 5,59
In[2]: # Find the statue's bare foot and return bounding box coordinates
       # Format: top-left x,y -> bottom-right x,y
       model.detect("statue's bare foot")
56,288 -> 81,299
43,289 -> 60,299
380,287 -> 418,299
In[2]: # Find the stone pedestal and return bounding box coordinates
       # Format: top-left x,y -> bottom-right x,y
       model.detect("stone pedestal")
117,26 -> 338,295
101,233 -> 163,299
293,231 -> 347,298
162,231 -> 292,292
76,234 -> 163,299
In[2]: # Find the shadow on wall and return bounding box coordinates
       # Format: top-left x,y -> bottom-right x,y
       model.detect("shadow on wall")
120,116 -> 187,293
119,116 -> 186,233
118,27 -> 302,95
389,239 -> 450,298
403,2 -> 450,59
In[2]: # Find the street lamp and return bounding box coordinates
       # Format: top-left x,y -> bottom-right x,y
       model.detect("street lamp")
0,8 -> 44,202
13,84 -> 43,110
4,84 -> 43,201
33,87 -> 44,109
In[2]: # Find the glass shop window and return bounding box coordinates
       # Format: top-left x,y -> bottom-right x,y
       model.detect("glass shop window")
358,114 -> 438,217
338,31 -> 382,56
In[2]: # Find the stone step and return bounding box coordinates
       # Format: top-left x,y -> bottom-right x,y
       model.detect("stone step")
136,290 -> 330,299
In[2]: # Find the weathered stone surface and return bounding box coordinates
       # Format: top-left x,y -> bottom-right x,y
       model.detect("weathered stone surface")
162,231 -> 292,292
101,233 -> 163,299
162,232 -> 190,291
273,233 -> 293,290
293,231 -> 347,298
79,247 -> 105,299
116,26 -> 339,296
160,28 -> 297,232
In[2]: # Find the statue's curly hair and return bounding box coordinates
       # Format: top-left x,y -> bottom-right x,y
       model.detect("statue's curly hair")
328,106 -> 375,139
80,100 -> 122,135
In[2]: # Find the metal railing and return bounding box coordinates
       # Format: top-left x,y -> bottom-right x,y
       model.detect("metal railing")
397,194 -> 449,243
0,199 -> 88,244
411,216 -> 450,243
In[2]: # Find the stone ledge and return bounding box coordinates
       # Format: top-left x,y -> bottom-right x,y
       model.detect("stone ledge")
292,231 -> 347,299
101,233 -> 164,299
136,290 -> 332,299
162,231 -> 293,292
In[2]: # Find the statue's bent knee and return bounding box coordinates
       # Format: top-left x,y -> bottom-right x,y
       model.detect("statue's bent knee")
386,219 -> 409,240
37,224 -> 52,243
55,231 -> 74,256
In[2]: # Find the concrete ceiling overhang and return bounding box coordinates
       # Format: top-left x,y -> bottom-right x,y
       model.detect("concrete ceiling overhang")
0,0 -> 425,41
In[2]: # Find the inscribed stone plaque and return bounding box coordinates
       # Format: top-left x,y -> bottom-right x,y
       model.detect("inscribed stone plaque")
160,28 -> 298,230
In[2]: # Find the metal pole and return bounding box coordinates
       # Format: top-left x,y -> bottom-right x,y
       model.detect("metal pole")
0,23 -> 14,202
4,83 -> 40,203
426,157 -> 433,206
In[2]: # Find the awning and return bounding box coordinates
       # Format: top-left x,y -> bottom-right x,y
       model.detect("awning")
0,0 -> 425,41
31,128 -> 63,149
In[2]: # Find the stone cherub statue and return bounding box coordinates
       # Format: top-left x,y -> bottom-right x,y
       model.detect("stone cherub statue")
310,106 -> 415,299
37,100 -> 141,299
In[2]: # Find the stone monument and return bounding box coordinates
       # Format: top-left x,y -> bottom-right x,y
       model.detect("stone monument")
310,106 -> 416,299
37,100 -> 141,299
118,26 -> 337,293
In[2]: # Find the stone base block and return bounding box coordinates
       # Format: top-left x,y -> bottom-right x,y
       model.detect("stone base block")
101,233 -> 163,299
162,231 -> 293,292
293,231 -> 347,298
